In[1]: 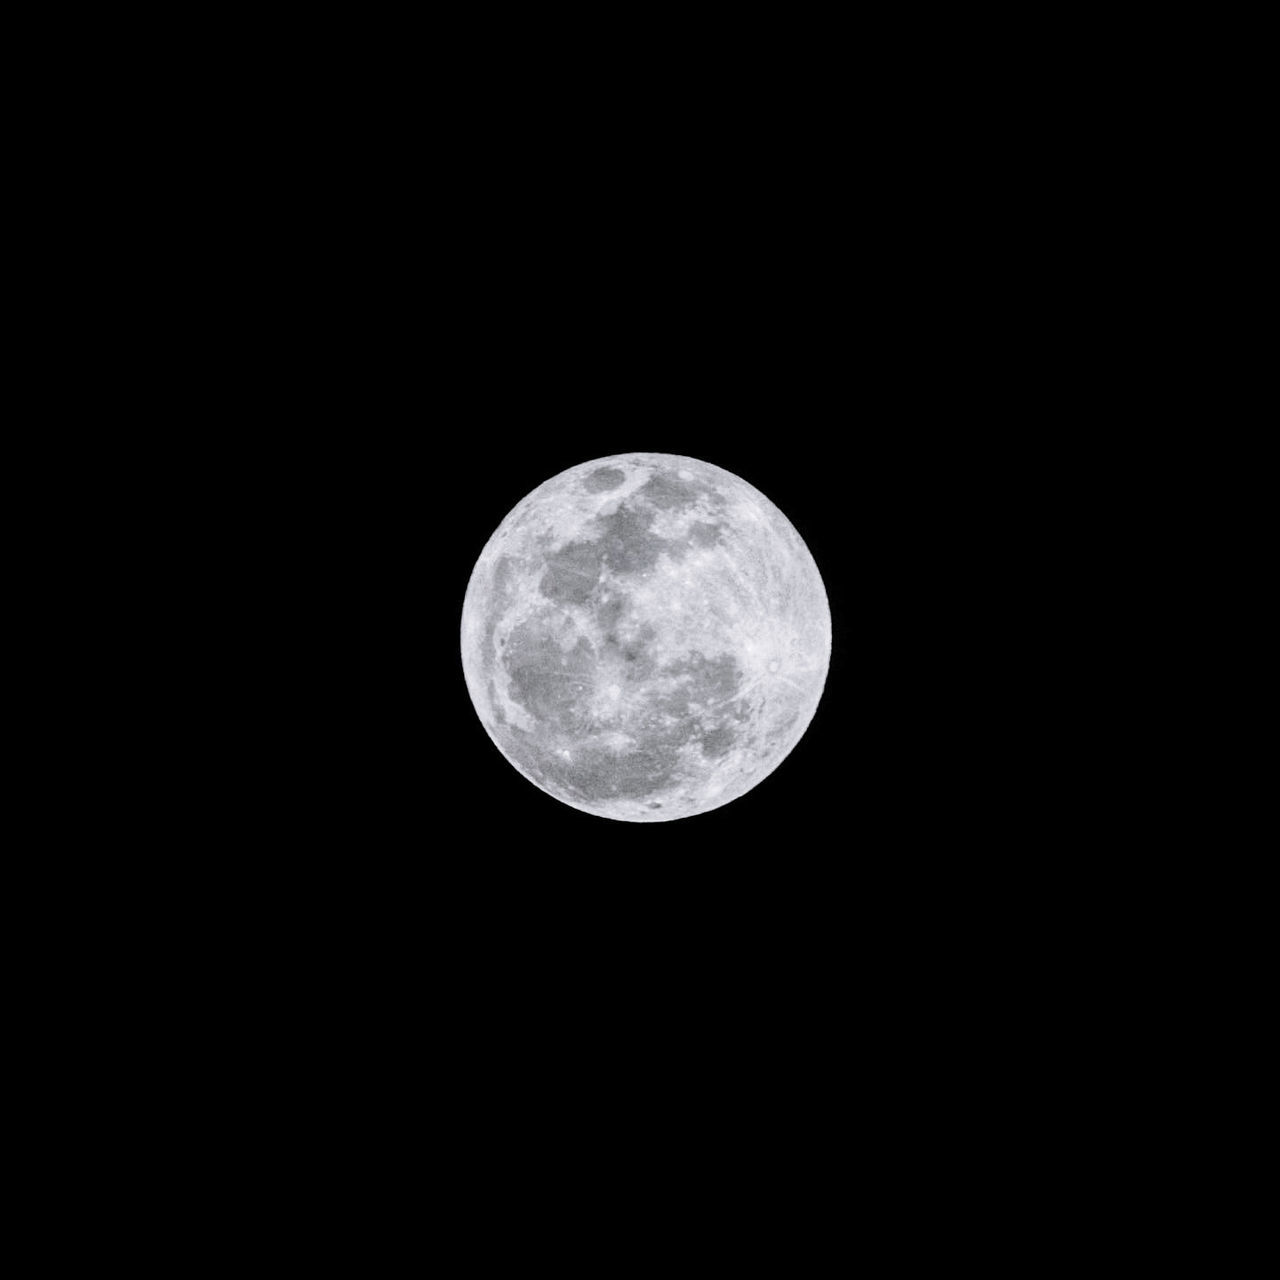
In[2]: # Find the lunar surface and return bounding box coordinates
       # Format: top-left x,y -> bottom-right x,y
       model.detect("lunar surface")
460,453 -> 831,822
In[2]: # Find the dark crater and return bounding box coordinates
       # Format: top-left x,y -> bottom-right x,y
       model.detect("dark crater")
599,505 -> 665,575
688,521 -> 721,548
584,466 -> 626,493
538,541 -> 604,605
595,594 -> 626,631
640,470 -> 705,511
504,622 -> 595,731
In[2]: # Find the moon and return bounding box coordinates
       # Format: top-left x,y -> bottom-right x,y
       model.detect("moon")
460,453 -> 831,822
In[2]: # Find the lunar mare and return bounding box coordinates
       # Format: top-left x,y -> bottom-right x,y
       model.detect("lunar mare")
460,453 -> 831,822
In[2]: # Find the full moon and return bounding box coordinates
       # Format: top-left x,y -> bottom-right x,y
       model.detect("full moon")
460,453 -> 831,822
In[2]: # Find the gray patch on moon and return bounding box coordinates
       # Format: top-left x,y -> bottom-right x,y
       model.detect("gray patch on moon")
538,497 -> 692,606
552,737 -> 677,803
599,505 -> 668,575
640,469 -> 707,511
495,618 -> 748,803
699,724 -> 738,758
594,594 -> 626,633
584,466 -> 626,492
538,540 -> 604,605
504,620 -> 595,730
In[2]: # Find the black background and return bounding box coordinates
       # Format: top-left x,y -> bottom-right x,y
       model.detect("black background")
72,19 -> 1155,1232
162,40 -> 1111,1184
186,96 -> 1080,1052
